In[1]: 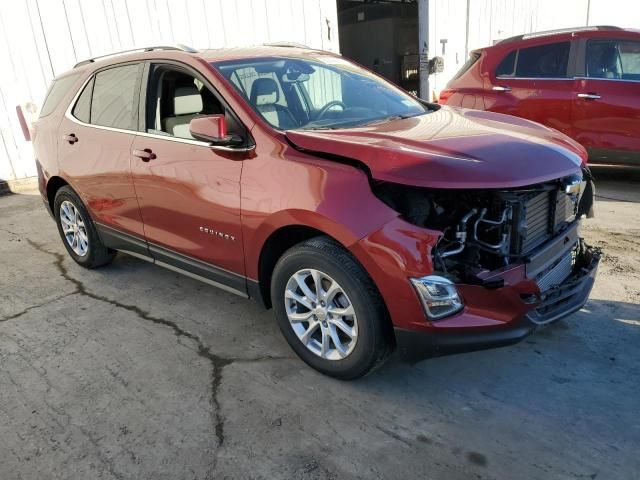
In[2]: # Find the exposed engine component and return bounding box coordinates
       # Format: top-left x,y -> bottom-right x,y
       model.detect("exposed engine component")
373,170 -> 591,284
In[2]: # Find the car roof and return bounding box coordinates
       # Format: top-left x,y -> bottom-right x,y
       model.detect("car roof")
201,44 -> 339,63
68,44 -> 339,73
497,25 -> 624,44
472,25 -> 640,54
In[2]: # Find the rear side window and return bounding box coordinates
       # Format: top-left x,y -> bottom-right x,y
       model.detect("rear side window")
90,64 -> 140,130
451,51 -> 481,81
496,42 -> 570,78
39,73 -> 81,118
515,42 -> 570,78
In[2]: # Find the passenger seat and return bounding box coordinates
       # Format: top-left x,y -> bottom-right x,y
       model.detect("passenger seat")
163,85 -> 203,138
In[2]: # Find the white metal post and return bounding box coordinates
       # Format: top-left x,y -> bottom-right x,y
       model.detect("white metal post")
418,0 -> 430,100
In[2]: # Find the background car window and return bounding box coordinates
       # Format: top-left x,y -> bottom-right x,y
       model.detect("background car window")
91,64 -> 139,130
586,40 -> 622,79
453,51 -> 482,80
39,72 -> 81,118
618,41 -> 640,80
495,51 -> 516,76
515,42 -> 570,78
71,77 -> 94,124
587,40 -> 640,81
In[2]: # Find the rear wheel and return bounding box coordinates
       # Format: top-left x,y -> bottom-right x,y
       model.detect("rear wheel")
54,186 -> 115,268
271,236 -> 392,379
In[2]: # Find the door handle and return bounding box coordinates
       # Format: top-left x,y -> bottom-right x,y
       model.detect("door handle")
492,85 -> 511,92
63,133 -> 78,144
577,93 -> 601,100
132,148 -> 156,161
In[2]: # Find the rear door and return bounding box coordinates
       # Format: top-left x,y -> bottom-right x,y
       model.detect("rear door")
573,38 -> 640,164
57,62 -> 147,249
130,61 -> 247,294
487,41 -> 575,137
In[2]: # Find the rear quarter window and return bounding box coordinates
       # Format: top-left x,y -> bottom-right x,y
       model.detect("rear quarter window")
496,51 -> 516,76
451,51 -> 481,81
39,73 -> 81,118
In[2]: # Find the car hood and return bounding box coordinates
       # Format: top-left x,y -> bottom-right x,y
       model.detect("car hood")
285,106 -> 586,189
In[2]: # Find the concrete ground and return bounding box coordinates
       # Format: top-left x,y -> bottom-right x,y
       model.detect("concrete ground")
1,166 -> 638,480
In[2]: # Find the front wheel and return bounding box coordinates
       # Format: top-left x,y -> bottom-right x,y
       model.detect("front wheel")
271,236 -> 392,379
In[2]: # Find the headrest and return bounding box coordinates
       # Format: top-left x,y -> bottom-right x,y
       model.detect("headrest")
250,78 -> 279,106
173,85 -> 203,115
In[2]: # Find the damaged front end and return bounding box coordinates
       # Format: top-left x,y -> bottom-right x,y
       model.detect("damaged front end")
373,167 -> 600,326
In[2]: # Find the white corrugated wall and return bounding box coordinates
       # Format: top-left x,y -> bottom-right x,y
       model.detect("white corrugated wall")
0,0 -> 339,183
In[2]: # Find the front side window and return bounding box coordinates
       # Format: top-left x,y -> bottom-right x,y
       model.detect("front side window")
145,65 -> 240,140
90,64 -> 140,130
40,73 -> 81,118
587,39 -> 640,80
214,56 -> 430,130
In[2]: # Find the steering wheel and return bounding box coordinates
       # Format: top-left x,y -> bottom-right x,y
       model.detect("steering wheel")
316,100 -> 347,119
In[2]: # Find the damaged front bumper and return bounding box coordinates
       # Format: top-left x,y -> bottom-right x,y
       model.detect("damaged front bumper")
394,241 -> 601,362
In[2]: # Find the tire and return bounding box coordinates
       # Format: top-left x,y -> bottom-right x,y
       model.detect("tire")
271,236 -> 392,379
54,186 -> 116,268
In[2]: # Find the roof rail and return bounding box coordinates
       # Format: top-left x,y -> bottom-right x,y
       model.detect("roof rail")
263,41 -> 312,49
498,25 -> 623,44
74,44 -> 198,68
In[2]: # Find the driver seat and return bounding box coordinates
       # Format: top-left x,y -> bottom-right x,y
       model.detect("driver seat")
249,78 -> 298,129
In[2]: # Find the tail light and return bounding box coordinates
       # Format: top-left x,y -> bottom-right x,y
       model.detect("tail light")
437,89 -> 455,104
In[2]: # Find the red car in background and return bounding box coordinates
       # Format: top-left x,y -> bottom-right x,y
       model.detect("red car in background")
439,26 -> 640,166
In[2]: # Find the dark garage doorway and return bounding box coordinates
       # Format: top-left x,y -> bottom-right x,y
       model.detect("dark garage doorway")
337,0 -> 419,94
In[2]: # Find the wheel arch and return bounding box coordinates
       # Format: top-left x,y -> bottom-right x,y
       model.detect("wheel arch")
46,175 -> 71,213
255,224 -> 341,309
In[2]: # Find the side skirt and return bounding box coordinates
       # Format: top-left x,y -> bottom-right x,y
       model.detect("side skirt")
95,223 -> 250,299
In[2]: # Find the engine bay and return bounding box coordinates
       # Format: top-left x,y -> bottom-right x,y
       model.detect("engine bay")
372,169 -> 593,285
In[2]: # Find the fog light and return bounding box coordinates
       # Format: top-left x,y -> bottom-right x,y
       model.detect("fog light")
410,275 -> 463,320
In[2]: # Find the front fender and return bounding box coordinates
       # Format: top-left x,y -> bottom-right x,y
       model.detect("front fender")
349,217 -> 441,330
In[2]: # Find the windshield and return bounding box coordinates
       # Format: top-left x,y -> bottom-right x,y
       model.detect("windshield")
213,55 -> 430,130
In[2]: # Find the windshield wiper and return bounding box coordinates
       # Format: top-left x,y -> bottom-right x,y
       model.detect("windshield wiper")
361,113 -> 418,127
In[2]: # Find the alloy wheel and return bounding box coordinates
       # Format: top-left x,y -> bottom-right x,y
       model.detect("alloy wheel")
59,200 -> 89,257
284,268 -> 358,360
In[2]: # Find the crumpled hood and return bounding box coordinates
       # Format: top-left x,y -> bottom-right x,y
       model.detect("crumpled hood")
286,106 -> 587,189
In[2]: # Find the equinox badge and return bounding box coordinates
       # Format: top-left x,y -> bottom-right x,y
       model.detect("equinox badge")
199,226 -> 235,241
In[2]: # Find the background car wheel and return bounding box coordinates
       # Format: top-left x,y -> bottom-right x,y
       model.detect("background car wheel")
54,186 -> 115,268
271,236 -> 393,379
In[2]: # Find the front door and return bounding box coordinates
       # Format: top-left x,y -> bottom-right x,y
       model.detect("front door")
572,38 -> 640,164
131,62 -> 246,294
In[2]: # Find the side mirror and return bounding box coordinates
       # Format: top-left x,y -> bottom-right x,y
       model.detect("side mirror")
189,115 -> 243,146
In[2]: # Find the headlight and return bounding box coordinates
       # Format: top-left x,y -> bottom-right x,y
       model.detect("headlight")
410,275 -> 463,320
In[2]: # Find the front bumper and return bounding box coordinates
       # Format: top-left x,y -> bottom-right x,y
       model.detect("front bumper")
394,242 -> 601,362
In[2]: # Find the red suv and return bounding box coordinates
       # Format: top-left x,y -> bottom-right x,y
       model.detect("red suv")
440,26 -> 640,165
34,44 -> 599,379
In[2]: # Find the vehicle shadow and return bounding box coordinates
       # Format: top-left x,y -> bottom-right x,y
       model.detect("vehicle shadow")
360,297 -> 639,393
